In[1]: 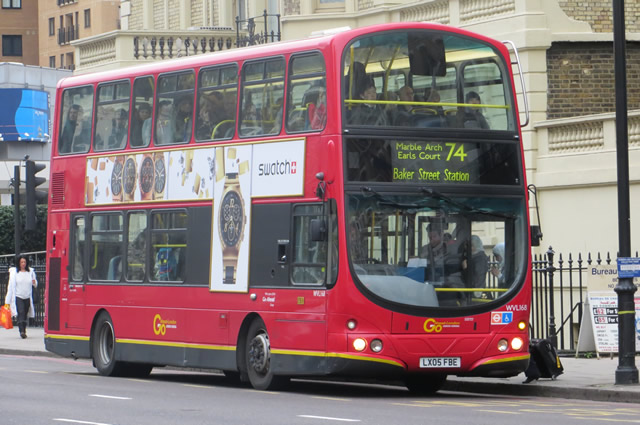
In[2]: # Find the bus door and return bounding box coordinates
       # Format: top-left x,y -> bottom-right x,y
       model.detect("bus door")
65,214 -> 87,329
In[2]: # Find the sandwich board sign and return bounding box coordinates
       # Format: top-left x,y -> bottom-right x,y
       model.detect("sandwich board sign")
575,264 -> 640,357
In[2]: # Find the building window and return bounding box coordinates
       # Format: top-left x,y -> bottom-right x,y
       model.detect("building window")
2,35 -> 22,57
49,56 -> 56,68
49,18 -> 55,36
84,9 -> 90,28
2,0 -> 21,9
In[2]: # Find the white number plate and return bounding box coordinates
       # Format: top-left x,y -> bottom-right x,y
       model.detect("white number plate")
420,357 -> 461,368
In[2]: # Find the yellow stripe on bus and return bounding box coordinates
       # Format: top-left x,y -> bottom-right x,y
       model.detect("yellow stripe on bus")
477,354 -> 530,366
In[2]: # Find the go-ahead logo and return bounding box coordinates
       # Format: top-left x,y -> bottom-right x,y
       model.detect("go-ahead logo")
424,318 -> 443,333
423,318 -> 461,333
153,314 -> 177,336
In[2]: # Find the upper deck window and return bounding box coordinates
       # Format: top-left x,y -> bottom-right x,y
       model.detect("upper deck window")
94,81 -> 131,152
154,71 -> 195,145
239,57 -> 285,137
196,64 -> 238,141
286,52 -> 327,133
59,86 -> 94,155
342,30 -> 515,131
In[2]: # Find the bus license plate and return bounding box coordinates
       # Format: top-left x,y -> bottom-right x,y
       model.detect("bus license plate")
420,357 -> 461,368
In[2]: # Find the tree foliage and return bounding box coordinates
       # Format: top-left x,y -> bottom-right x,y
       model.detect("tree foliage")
0,205 -> 47,255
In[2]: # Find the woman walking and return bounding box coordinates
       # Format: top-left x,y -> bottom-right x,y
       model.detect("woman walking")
4,255 -> 37,338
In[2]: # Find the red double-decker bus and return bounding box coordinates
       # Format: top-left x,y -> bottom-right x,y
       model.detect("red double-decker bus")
44,22 -> 534,393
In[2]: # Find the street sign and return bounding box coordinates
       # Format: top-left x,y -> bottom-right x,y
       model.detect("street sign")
617,257 -> 640,279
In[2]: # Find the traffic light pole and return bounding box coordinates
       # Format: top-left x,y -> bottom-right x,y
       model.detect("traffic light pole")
13,165 -> 21,257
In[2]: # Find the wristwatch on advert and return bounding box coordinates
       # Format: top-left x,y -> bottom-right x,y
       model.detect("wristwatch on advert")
216,147 -> 247,284
111,156 -> 124,202
153,152 -> 166,200
139,153 -> 154,201
123,155 -> 137,202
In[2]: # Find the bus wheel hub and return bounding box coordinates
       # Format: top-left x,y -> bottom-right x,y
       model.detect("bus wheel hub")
248,334 -> 270,373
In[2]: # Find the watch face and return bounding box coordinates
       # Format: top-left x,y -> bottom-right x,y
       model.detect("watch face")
154,156 -> 166,194
111,160 -> 123,197
123,157 -> 137,195
219,190 -> 244,247
140,156 -> 154,194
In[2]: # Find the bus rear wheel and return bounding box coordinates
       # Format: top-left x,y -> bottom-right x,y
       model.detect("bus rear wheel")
245,318 -> 288,390
405,374 -> 447,395
92,312 -> 126,377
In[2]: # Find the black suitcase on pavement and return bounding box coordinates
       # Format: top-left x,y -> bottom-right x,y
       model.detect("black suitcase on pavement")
523,338 -> 564,383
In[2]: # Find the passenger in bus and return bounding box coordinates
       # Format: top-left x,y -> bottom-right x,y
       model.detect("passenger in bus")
61,104 -> 90,153
154,101 -> 175,145
307,87 -> 327,130
420,222 -> 465,305
463,91 -> 490,129
397,85 -> 415,113
131,103 -> 152,147
60,104 -> 82,153
175,96 -> 193,142
491,242 -> 506,287
108,109 -> 128,149
462,235 -> 489,292
347,77 -> 388,126
195,97 -> 215,140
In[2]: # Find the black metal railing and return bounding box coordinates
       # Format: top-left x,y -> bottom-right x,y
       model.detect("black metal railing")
0,251 -> 46,328
57,25 -> 79,45
235,10 -> 281,48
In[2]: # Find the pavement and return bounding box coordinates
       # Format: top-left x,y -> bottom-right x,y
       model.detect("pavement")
2,326 -> 640,403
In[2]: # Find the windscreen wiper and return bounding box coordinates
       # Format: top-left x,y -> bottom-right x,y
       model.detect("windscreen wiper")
421,187 -> 515,219
361,186 -> 420,209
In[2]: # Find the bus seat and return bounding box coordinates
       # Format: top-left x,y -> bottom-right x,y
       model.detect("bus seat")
107,256 -> 121,281
155,247 -> 177,281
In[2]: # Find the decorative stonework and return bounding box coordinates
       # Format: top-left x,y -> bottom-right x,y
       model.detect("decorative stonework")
547,122 -> 604,154
459,0 -> 515,24
283,0 -> 301,16
153,0 -> 164,29
400,1 -> 449,25
358,0 -> 374,9
77,35 -> 117,69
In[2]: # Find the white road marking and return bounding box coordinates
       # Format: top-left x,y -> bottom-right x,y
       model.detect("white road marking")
298,415 -> 361,422
53,419 -> 113,425
89,394 -> 132,400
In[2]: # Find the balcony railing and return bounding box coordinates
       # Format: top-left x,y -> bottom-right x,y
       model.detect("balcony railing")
57,25 -> 79,45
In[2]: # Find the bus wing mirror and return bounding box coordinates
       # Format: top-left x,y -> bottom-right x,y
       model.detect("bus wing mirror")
311,218 -> 327,242
530,225 -> 542,247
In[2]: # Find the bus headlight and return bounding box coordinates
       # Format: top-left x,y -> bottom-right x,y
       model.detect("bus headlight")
346,319 -> 357,330
511,337 -> 524,351
497,339 -> 508,352
370,339 -> 383,353
353,338 -> 367,352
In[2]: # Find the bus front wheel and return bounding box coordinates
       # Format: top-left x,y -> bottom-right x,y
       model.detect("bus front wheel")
245,318 -> 288,390
92,312 -> 126,377
405,374 -> 447,395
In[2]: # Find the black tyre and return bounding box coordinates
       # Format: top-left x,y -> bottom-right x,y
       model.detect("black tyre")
405,374 -> 447,395
245,318 -> 288,390
91,312 -> 126,376
123,362 -> 153,378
